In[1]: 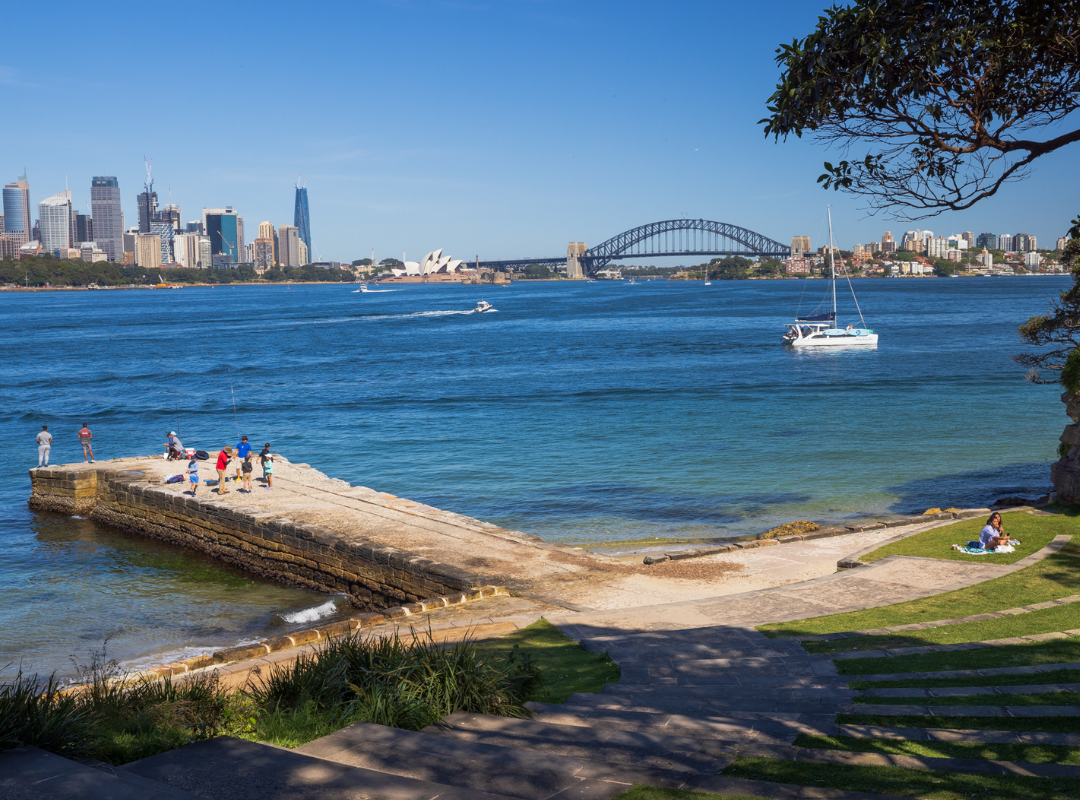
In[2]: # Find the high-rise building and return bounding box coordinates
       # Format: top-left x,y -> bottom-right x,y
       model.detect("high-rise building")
998,234 -> 1014,252
90,176 -> 123,261
927,237 -> 949,259
3,173 -> 31,247
186,220 -> 204,234
257,220 -> 276,264
151,222 -> 175,264
203,207 -> 240,263
38,190 -> 73,252
254,237 -> 275,269
1059,237 -> 1071,251
174,233 -> 201,268
74,213 -> 93,245
1025,251 -> 1041,269
962,231 -> 975,249
976,232 -> 998,250
159,204 -> 181,230
294,184 -> 312,260
881,231 -> 896,254
1014,233 -> 1037,252
198,237 -> 212,271
299,240 -> 308,266
278,225 -> 300,267
135,233 -> 162,269
137,190 -> 158,232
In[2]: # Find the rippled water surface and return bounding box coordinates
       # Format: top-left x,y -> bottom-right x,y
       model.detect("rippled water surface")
0,277 -> 1066,677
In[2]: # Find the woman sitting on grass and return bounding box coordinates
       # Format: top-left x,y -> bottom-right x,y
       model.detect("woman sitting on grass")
979,512 -> 1010,550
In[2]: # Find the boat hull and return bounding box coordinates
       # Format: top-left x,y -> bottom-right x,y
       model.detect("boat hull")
787,333 -> 878,347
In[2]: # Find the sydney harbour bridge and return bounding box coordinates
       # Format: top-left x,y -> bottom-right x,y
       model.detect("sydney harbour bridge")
477,218 -> 791,279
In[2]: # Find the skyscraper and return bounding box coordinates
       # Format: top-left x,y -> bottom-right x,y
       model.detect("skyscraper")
90,176 -> 123,261
138,190 -> 159,232
203,207 -> 239,264
278,224 -> 300,267
294,183 -> 312,259
158,204 -> 181,230
38,190 -> 73,252
74,214 -> 93,245
3,173 -> 31,247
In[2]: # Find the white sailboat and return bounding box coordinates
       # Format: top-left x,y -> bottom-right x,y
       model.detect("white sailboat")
783,207 -> 878,348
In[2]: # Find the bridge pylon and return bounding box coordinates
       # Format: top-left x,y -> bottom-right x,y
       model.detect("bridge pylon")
566,242 -> 587,280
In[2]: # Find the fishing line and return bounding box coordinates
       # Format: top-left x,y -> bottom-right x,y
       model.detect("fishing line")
228,367 -> 241,441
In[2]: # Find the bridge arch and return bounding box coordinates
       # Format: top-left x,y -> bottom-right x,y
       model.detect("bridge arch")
582,219 -> 789,275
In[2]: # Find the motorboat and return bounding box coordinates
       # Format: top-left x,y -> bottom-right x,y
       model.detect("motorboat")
474,300 -> 495,313
784,207 -> 878,348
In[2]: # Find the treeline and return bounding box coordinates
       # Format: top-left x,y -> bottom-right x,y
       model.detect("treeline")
692,256 -> 784,280
0,256 -> 357,287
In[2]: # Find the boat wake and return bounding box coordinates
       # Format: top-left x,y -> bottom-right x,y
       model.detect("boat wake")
352,288 -> 396,293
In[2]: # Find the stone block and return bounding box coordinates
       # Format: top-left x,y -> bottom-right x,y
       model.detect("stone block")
263,636 -> 297,653
316,620 -> 355,639
212,643 -> 271,664
178,654 -> 214,671
288,629 -> 321,646
352,612 -> 385,628
382,606 -> 410,620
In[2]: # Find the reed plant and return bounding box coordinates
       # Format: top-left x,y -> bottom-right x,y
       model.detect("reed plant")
247,629 -> 539,738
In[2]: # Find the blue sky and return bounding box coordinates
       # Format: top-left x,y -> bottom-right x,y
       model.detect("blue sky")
3,0 -> 1077,262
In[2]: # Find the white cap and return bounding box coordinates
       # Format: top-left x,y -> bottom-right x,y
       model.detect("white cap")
168,431 -> 176,436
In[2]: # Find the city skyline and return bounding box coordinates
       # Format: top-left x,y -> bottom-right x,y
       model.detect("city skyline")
2,1 -> 1078,263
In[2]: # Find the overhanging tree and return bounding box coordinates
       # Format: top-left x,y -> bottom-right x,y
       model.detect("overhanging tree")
762,0 -> 1080,218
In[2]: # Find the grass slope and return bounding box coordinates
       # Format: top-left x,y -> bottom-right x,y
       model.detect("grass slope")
835,637 -> 1080,675
473,619 -> 621,704
836,712 -> 1080,733
796,733 -> 1080,766
804,601 -> 1080,654
611,788 -> 758,800
758,531 -> 1080,639
854,690 -> 1080,706
849,668 -> 1080,690
724,756 -> 1080,799
860,511 -> 1057,564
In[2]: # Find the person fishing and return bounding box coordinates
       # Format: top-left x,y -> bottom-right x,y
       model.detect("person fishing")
165,431 -> 185,460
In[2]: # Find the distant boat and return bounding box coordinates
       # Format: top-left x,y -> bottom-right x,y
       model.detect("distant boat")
783,207 -> 878,348
474,300 -> 494,313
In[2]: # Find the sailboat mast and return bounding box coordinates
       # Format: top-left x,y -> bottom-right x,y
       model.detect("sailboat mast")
827,206 -> 837,325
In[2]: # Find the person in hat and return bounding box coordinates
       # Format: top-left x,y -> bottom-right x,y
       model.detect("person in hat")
216,446 -> 234,494
165,431 -> 184,460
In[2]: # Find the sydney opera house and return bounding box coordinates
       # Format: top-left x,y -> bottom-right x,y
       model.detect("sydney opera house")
389,249 -> 468,279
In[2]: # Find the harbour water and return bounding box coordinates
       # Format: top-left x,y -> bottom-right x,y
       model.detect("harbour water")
0,277 -> 1066,678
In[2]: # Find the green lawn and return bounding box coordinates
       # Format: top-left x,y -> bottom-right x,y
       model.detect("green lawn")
796,733 -> 1080,766
835,637 -> 1080,675
837,712 -> 1080,734
473,619 -> 620,704
854,690 -> 1080,706
758,533 -> 1080,639
803,602 -> 1080,655
859,511 -> 1057,564
723,756 -> 1080,799
849,668 -> 1080,690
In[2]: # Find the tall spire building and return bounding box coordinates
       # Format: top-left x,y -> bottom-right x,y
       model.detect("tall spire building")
294,182 -> 311,259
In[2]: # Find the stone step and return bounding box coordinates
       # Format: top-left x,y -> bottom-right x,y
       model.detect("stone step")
617,657 -> 836,685
122,735 -> 514,800
842,660 -> 1080,684
604,643 -> 810,663
430,709 -> 779,758
846,702 -> 1080,717
860,682 -> 1080,698
738,742 -> 1080,780
521,701 -> 832,741
599,680 -> 852,697
296,719 -> 721,799
683,772 -> 913,800
832,723 -> 1080,746
0,746 -> 198,800
567,691 -> 854,715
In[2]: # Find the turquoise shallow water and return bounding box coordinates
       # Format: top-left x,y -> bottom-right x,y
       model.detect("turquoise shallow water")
0,276 -> 1066,677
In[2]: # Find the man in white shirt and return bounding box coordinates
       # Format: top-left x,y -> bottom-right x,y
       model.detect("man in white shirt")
36,425 -> 52,467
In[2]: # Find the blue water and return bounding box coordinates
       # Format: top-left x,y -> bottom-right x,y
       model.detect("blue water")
0,277 -> 1066,678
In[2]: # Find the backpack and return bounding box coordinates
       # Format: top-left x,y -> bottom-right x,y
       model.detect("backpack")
194,450 -> 210,461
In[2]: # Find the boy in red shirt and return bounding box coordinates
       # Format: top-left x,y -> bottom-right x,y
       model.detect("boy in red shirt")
78,423 -> 94,463
216,446 -> 234,494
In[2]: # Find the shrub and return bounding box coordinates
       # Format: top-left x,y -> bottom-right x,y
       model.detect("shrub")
1062,349 -> 1080,394
0,671 -> 92,756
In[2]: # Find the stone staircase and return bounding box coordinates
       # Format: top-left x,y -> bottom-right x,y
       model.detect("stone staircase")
1,624 -> 910,800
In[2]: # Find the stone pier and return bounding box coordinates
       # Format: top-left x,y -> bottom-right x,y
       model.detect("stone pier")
27,455 -> 636,611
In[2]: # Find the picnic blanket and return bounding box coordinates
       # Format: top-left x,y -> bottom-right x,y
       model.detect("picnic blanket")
953,541 -> 1019,555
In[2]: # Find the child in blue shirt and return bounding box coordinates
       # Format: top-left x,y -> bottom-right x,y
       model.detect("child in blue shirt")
187,458 -> 200,495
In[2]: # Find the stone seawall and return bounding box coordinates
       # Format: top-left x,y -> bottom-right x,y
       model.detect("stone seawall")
29,464 -> 486,610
